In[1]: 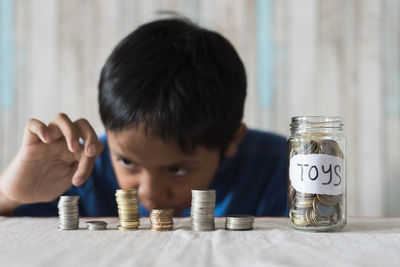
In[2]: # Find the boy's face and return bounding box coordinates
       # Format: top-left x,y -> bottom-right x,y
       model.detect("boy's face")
106,124 -> 221,215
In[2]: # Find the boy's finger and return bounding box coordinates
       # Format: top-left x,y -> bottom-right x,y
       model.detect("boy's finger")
47,122 -> 64,141
74,118 -> 101,157
22,119 -> 51,146
49,113 -> 81,153
71,155 -> 96,186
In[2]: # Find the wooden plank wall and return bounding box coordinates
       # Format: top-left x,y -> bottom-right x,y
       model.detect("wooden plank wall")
0,0 -> 399,216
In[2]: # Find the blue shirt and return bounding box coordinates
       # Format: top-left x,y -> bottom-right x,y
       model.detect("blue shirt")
14,129 -> 288,217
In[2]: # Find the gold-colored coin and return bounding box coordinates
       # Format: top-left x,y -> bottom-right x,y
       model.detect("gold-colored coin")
149,208 -> 174,231
291,209 -> 310,227
118,209 -> 139,213
296,192 -> 315,199
294,197 -> 313,208
116,189 -> 137,194
152,225 -> 172,228
119,224 -> 140,228
150,227 -> 173,232
118,226 -> 139,231
119,220 -> 140,225
151,208 -> 174,213
115,189 -> 140,229
151,222 -> 173,227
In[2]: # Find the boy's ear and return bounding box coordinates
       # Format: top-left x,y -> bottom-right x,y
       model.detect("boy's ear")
224,123 -> 248,158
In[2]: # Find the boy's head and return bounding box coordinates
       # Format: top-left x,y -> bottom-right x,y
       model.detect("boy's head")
98,18 -> 247,213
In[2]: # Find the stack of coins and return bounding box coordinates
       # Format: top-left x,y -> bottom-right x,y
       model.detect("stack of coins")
288,138 -> 344,229
225,215 -> 254,230
190,189 -> 216,231
58,195 -> 80,230
86,221 -> 107,231
115,189 -> 140,231
150,209 -> 174,231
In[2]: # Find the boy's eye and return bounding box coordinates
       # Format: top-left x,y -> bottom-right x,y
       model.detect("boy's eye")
168,166 -> 188,176
117,156 -> 136,167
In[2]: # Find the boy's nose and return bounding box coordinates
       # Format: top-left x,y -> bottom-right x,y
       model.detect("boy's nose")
137,171 -> 169,209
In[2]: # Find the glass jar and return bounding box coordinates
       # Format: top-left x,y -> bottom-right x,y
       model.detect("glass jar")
287,116 -> 346,231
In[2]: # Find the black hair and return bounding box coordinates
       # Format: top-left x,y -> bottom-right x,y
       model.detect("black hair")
99,18 -> 247,154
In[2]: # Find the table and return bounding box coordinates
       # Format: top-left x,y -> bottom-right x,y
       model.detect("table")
0,217 -> 399,267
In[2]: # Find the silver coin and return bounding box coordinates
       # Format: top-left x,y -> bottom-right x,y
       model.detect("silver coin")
190,189 -> 216,231
86,220 -> 107,225
225,215 -> 254,230
190,210 -> 215,215
86,221 -> 107,231
87,226 -> 106,231
191,191 -> 216,199
59,196 -> 80,201
313,199 -> 335,217
58,195 -> 80,230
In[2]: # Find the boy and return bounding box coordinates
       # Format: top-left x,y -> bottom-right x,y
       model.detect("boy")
0,18 -> 287,217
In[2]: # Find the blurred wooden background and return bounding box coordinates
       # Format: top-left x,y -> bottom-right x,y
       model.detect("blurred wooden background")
0,0 -> 399,216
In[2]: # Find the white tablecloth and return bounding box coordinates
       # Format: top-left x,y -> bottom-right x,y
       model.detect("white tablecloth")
0,217 -> 399,267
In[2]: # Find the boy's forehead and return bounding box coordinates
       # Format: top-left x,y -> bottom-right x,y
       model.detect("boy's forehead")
106,126 -> 200,164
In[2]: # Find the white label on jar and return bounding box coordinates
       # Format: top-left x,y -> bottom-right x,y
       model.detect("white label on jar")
289,154 -> 344,195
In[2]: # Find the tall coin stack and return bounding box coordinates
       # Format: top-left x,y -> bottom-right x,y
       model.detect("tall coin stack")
58,195 -> 80,230
190,189 -> 216,231
115,189 -> 140,231
150,209 -> 174,231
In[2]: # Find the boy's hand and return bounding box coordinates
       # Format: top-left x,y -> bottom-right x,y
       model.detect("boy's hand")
0,113 -> 103,204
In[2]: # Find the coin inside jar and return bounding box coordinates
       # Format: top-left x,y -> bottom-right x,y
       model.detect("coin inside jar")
288,185 -> 295,205
291,209 -> 310,227
291,139 -> 320,155
306,208 -> 331,227
319,139 -> 344,158
316,194 -> 342,206
313,198 -> 335,217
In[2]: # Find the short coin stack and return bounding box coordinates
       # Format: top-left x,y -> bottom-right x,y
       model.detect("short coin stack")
86,221 -> 107,231
58,195 -> 80,230
150,209 -> 174,231
190,189 -> 216,231
115,189 -> 140,231
225,215 -> 255,230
